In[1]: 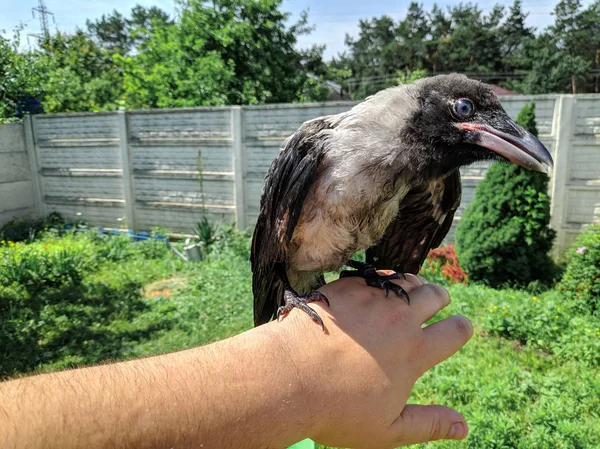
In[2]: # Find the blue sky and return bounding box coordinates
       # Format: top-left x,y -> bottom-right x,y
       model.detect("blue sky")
1,0 -> 592,59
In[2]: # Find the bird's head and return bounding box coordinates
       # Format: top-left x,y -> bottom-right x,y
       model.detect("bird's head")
398,74 -> 553,176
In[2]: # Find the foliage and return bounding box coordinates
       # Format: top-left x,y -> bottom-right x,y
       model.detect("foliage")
195,217 -> 217,250
194,218 -> 252,260
1,0 -> 334,116
395,68 -> 427,85
0,231 -> 173,376
4,0 -> 600,116
456,103 -> 557,288
558,224 -> 600,314
420,244 -> 468,285
86,6 -> 173,56
120,0 -> 330,108
337,0 -> 600,98
484,289 -> 600,367
0,27 -> 45,121
0,224 -> 251,377
0,212 -> 64,243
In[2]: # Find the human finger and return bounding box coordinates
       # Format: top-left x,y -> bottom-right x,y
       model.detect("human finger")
421,315 -> 473,369
404,284 -> 451,324
392,404 -> 469,446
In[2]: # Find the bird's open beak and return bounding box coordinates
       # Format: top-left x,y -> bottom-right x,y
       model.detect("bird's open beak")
457,122 -> 554,173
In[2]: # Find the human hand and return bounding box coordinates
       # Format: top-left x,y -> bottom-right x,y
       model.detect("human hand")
273,273 -> 473,449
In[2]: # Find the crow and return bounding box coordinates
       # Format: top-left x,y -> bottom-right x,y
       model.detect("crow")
251,74 -> 553,328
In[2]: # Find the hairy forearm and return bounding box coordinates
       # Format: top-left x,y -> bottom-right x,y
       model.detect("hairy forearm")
0,322 -> 313,449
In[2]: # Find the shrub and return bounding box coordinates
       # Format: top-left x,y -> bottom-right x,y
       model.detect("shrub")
558,224 -> 600,314
0,240 -> 87,292
455,103 -> 556,287
0,212 -> 64,243
0,232 -> 179,377
420,244 -> 468,285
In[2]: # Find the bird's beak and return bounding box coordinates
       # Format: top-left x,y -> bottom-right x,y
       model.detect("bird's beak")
457,121 -> 554,173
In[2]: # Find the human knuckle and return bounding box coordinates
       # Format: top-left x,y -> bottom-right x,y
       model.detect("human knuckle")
424,284 -> 450,305
429,416 -> 444,441
403,273 -> 422,286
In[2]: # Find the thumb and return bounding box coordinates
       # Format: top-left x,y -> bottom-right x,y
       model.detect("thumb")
392,404 -> 469,446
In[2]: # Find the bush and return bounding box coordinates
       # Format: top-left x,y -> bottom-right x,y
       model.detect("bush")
0,235 -> 93,292
0,212 -> 64,243
455,103 -> 556,287
420,244 -> 468,285
558,224 -> 600,314
0,231 -> 179,376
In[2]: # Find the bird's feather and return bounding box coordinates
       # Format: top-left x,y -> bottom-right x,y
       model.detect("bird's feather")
366,169 -> 462,274
251,119 -> 332,326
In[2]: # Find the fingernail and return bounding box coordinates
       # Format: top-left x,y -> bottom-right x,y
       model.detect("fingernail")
449,422 -> 466,439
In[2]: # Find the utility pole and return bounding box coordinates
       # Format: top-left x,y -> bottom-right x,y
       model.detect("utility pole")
31,0 -> 55,41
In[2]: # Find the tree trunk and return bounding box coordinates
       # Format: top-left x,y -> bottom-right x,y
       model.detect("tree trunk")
572,75 -> 577,94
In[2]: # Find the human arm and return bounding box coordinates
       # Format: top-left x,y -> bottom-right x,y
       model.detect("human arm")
0,274 -> 472,449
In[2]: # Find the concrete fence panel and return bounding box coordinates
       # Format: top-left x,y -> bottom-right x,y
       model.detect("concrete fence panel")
0,124 -> 34,224
2,93 -> 599,255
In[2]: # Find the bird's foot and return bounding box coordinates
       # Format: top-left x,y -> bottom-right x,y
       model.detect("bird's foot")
340,262 -> 410,303
277,290 -> 330,330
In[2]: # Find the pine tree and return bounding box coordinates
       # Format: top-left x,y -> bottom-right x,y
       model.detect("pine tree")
455,103 -> 557,287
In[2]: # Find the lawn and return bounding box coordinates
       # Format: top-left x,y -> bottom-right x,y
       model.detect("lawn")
1,226 -> 599,448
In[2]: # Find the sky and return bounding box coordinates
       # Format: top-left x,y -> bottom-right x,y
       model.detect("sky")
0,0 -> 593,60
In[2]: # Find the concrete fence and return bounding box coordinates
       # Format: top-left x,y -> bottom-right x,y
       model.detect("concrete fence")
1,94 -> 599,256
0,124 -> 35,224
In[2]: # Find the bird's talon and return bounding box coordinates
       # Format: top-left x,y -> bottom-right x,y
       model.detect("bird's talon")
277,289 -> 329,330
340,264 -> 410,303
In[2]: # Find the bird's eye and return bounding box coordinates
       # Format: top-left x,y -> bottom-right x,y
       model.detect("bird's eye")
454,99 -> 474,118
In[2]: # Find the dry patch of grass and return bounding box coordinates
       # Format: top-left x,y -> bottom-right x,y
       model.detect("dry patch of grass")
143,275 -> 189,299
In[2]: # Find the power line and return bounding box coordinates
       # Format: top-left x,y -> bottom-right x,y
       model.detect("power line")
30,0 -> 55,41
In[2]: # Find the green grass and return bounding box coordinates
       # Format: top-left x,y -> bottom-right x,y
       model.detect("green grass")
1,230 -> 599,448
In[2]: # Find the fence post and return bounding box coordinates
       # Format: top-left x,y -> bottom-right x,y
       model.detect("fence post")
232,106 -> 247,230
549,95 -> 574,258
117,111 -> 136,231
23,115 -> 45,218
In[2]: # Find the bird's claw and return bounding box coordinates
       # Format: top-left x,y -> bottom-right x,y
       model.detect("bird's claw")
340,265 -> 410,304
277,290 -> 329,330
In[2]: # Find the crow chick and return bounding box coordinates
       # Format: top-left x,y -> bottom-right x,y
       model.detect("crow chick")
252,74 -> 553,328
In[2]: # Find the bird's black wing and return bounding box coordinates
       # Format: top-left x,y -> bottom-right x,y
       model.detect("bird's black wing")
251,119 -> 331,326
366,170 -> 462,274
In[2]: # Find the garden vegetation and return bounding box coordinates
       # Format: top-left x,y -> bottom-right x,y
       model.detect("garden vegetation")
0,216 -> 598,448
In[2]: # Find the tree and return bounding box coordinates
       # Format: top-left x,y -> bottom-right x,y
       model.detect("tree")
121,0 -> 329,108
455,103 -> 557,288
337,0 -> 600,96
35,30 -> 123,112
86,11 -> 131,55
426,4 -> 452,74
445,3 -> 504,72
343,15 -> 400,98
86,5 -> 173,56
395,68 -> 427,85
0,27 -> 45,121
507,0 -> 599,93
549,0 -> 594,93
119,24 -> 234,109
396,3 -> 429,71
498,0 -> 535,71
